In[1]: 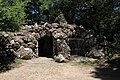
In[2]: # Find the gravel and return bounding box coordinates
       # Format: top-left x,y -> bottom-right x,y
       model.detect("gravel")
0,57 -> 100,80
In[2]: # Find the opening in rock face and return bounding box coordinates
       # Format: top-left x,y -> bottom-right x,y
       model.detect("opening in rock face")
68,38 -> 84,56
38,36 -> 53,58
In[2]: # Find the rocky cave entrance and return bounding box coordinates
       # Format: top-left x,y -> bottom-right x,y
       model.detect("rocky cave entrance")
38,36 -> 53,58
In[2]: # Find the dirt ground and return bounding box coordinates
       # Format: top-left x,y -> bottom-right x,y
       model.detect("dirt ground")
0,57 -> 116,80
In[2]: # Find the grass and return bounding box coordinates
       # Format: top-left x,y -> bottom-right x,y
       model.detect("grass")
0,58 -> 22,73
70,60 -> 100,67
8,59 -> 22,68
79,60 -> 99,66
77,60 -> 100,67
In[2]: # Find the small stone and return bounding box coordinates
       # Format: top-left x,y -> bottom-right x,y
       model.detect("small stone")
54,54 -> 66,63
10,40 -> 15,44
16,46 -> 34,60
27,42 -> 36,50
25,25 -> 32,29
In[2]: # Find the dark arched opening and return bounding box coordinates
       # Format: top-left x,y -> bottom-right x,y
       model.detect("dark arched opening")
38,36 -> 53,58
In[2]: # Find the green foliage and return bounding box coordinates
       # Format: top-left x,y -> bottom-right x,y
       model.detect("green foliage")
8,59 -> 22,68
72,60 -> 99,67
39,0 -> 52,10
0,58 -> 22,72
39,0 -> 66,23
0,0 -> 27,31
25,0 -> 120,55
62,0 -> 120,53
25,0 -> 66,24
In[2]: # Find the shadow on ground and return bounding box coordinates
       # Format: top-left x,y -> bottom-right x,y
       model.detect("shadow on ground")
0,57 -> 16,73
0,52 -> 16,73
91,58 -> 120,80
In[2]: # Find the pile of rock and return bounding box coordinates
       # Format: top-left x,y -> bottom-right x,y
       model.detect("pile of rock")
72,25 -> 106,59
0,23 -> 76,62
43,23 -> 75,62
0,32 -> 16,65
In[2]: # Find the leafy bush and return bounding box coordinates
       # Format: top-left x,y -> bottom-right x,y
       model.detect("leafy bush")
0,0 -> 27,31
25,0 -> 66,24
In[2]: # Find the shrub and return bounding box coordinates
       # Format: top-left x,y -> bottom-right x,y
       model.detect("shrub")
0,0 -> 27,31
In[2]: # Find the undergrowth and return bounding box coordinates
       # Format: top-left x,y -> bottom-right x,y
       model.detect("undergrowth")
0,59 -> 22,73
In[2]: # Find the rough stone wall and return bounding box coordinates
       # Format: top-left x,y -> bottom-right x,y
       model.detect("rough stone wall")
0,23 -> 75,62
0,32 -> 16,65
71,25 -> 105,59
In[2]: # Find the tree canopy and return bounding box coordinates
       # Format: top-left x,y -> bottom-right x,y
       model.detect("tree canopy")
0,0 -> 120,54
0,0 -> 29,31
